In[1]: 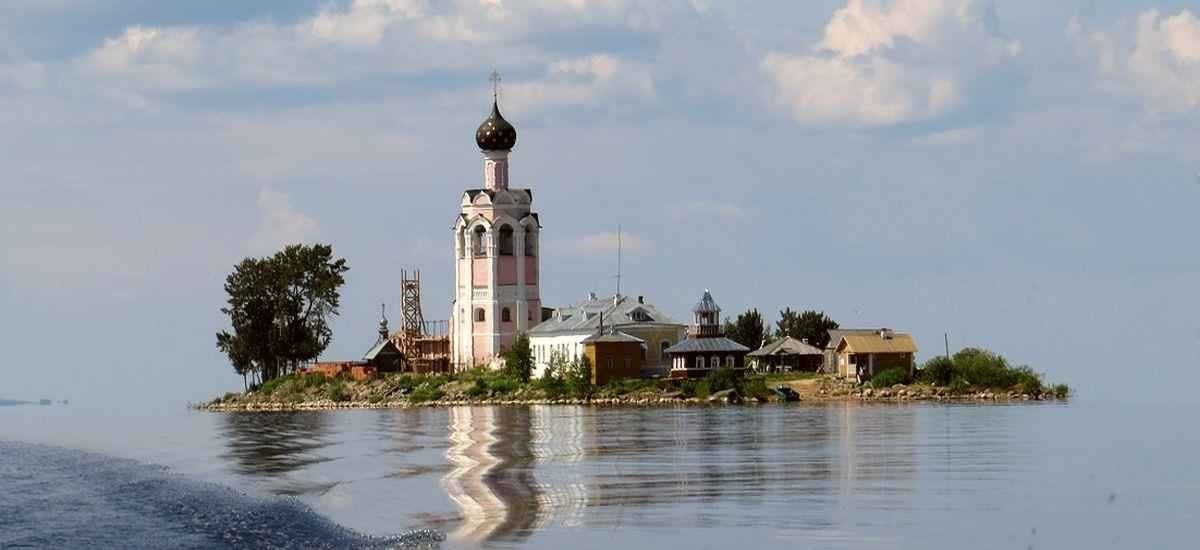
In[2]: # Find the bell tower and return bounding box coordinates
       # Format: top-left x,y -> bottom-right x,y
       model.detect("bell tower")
450,75 -> 541,369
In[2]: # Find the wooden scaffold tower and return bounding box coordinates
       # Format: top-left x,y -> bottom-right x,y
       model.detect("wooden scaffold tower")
397,269 -> 450,373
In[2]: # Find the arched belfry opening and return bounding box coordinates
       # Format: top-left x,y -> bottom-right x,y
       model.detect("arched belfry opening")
498,225 -> 514,256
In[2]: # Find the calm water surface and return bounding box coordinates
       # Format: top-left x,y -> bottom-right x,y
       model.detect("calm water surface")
1,401 -> 1195,548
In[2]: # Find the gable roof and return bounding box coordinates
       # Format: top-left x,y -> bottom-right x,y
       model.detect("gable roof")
665,336 -> 750,354
747,336 -> 823,357
363,338 -> 402,360
529,294 -> 682,336
582,329 -> 644,344
825,329 -> 885,349
836,333 -> 918,354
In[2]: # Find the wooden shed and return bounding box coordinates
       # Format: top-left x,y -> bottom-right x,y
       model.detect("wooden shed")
833,329 -> 918,380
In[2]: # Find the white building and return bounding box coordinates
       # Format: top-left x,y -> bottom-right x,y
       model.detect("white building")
450,97 -> 541,369
528,293 -> 686,379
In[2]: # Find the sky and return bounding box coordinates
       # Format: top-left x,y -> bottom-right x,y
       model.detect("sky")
1,0 -> 1198,406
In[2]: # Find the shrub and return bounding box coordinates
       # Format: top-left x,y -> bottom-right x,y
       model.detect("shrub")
408,382 -> 444,403
947,378 -> 971,395
1051,384 -> 1070,398
1011,366 -> 1044,395
563,356 -> 594,399
259,375 -> 287,395
741,376 -> 771,401
325,380 -> 348,402
954,348 -> 1015,388
870,368 -> 911,388
705,368 -> 739,393
918,356 -> 955,386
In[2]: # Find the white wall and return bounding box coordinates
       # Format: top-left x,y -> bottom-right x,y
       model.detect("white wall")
529,333 -> 589,379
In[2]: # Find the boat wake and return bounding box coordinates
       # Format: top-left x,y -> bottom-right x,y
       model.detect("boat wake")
0,441 -> 443,549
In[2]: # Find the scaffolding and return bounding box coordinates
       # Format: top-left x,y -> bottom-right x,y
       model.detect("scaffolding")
395,269 -> 451,373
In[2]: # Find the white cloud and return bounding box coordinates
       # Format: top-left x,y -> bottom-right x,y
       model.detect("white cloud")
548,231 -> 653,257
761,0 -> 1020,127
1070,9 -> 1200,114
505,53 -> 655,114
250,187 -> 320,252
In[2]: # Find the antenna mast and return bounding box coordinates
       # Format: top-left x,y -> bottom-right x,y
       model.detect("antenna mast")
616,225 -> 622,298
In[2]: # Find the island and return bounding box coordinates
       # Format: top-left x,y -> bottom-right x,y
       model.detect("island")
203,343 -> 1069,411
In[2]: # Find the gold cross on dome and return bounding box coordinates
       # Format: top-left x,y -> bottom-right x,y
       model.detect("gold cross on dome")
489,70 -> 501,100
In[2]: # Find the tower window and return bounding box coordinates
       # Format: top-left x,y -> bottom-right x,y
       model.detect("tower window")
498,225 -> 514,256
501,307 -> 511,323
474,308 -> 486,322
472,226 -> 487,257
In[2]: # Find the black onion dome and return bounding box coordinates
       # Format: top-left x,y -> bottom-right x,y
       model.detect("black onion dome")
475,101 -> 517,151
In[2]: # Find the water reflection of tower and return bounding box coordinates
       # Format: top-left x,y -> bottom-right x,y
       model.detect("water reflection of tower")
443,407 -> 547,544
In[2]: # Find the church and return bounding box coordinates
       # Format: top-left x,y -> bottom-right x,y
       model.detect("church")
450,89 -> 542,369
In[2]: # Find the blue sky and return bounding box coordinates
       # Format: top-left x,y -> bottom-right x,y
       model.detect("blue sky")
1,0 -> 1198,405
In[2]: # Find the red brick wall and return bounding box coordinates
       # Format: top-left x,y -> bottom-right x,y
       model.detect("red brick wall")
304,361 -> 377,382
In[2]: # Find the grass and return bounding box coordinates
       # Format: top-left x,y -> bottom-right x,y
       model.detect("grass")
595,378 -> 663,398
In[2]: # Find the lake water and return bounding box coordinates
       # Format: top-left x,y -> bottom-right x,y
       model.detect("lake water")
1,401 -> 1196,549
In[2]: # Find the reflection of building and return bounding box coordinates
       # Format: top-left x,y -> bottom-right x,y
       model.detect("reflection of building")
666,290 -> 750,378
530,293 -> 685,379
450,96 -> 542,369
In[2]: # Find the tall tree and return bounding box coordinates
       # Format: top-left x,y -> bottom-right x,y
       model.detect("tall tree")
723,308 -> 767,349
775,308 -> 839,349
503,334 -> 534,382
216,244 -> 349,384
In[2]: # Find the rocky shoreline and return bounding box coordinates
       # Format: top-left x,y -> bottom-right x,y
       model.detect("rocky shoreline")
200,383 -> 1068,412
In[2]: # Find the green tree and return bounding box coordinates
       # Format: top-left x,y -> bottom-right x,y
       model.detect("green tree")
775,308 -> 839,349
723,308 -> 767,350
564,355 -> 594,399
502,334 -> 535,382
216,244 -> 349,384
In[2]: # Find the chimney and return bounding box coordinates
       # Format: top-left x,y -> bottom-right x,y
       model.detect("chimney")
801,338 -> 809,345
879,328 -> 893,340
638,295 -> 644,304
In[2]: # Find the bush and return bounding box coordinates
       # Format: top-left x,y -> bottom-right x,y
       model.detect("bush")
954,348 -> 1015,388
259,375 -> 287,395
947,378 -> 971,395
1051,384 -> 1070,398
917,356 -> 955,386
741,376 -> 771,401
705,368 -> 739,393
408,382 -> 444,403
325,380 -> 348,402
1011,366 -> 1044,395
870,368 -> 911,388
